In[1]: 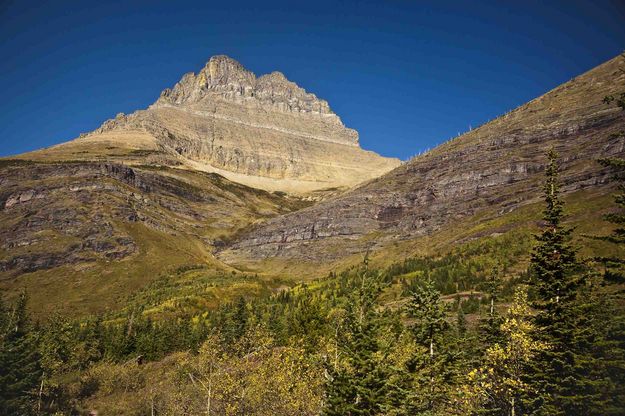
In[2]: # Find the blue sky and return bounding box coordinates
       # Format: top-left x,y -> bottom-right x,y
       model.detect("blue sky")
1,0 -> 623,160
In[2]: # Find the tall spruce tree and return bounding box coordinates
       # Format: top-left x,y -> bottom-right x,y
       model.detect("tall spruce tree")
323,263 -> 390,416
594,155 -> 625,411
586,93 -> 625,413
404,279 -> 453,414
525,149 -> 603,415
593,156 -> 625,282
596,91 -> 625,282
479,266 -> 504,348
0,292 -> 42,415
589,277 -> 625,414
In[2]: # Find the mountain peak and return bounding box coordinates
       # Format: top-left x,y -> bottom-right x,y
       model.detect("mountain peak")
207,54 -> 244,67
79,54 -> 400,193
155,55 -> 333,116
202,54 -> 255,85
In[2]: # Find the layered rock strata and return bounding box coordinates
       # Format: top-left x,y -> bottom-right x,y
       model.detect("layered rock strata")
221,54 -> 625,263
82,55 -> 400,192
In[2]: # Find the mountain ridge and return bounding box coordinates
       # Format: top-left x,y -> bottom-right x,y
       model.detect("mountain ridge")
219,53 -> 625,271
2,53 -> 624,316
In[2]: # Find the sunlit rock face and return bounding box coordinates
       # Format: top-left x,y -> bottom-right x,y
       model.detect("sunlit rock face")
158,55 -> 335,117
90,55 -> 400,192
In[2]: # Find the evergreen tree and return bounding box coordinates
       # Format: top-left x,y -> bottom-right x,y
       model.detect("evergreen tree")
529,149 -> 579,307
404,278 -> 453,414
590,278 -> 625,414
584,94 -> 625,413
0,292 -> 43,415
288,291 -> 327,352
596,92 -> 625,282
74,315 -> 103,368
524,149 -> 600,415
456,307 -> 467,337
479,266 -> 503,346
229,296 -> 249,346
323,265 -> 390,416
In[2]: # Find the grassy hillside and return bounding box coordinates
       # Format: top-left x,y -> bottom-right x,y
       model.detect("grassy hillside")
12,181 -> 624,414
0,160 -> 311,317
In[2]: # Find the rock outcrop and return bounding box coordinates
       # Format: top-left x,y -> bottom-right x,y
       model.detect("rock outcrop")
156,56 -> 335,118
81,55 -> 400,192
221,54 -> 625,264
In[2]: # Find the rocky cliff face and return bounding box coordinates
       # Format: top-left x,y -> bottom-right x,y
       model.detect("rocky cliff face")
157,56 -> 335,118
81,55 -> 399,192
220,54 -> 625,265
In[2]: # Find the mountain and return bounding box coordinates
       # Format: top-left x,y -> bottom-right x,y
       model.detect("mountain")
15,55 -> 400,193
0,160 -> 313,315
3,52 -> 623,416
0,55 -> 401,315
2,54 -> 624,317
220,54 -> 625,273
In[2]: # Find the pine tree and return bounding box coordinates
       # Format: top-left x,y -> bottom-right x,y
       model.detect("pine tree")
231,296 -> 249,345
590,279 -> 625,414
596,151 -> 625,282
529,149 -> 579,307
288,291 -> 327,352
479,266 -> 504,348
583,94 -> 625,413
404,278 -> 452,413
0,291 -> 43,415
592,161 -> 625,412
456,307 -> 467,337
524,149 -> 601,415
323,265 -> 390,416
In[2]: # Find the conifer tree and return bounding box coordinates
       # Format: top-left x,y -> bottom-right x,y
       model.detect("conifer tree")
596,92 -> 625,282
589,278 -> 625,414
583,93 -> 625,413
231,296 -> 249,344
529,149 -> 579,307
0,292 -> 42,415
404,279 -> 452,413
323,264 -> 390,416
525,149 -> 601,415
456,307 -> 467,337
479,266 -> 504,348
289,291 -> 327,352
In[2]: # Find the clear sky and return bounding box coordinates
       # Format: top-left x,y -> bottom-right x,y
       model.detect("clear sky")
1,0 -> 623,160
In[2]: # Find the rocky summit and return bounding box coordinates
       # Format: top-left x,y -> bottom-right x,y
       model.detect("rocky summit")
20,55 -> 400,193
